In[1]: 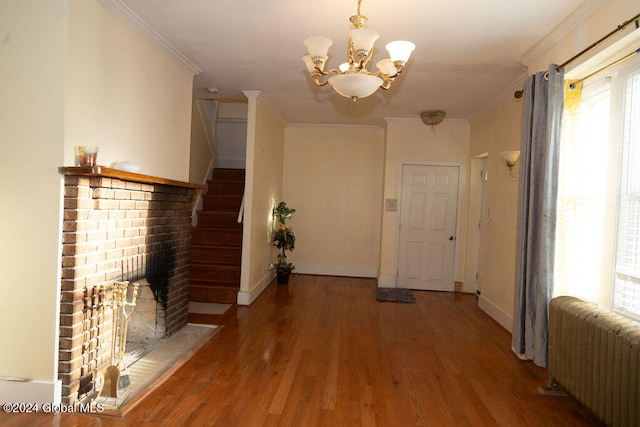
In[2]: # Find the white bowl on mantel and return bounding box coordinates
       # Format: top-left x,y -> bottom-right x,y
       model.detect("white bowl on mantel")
111,161 -> 141,173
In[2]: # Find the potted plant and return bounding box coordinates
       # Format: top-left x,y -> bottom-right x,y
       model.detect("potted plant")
272,201 -> 296,284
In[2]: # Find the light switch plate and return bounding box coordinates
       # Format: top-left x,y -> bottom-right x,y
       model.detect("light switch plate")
385,198 -> 397,211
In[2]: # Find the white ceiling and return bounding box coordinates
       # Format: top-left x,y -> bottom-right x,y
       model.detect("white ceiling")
115,0 -> 597,126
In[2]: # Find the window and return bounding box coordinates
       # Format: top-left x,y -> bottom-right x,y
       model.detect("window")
554,55 -> 640,319
613,69 -> 640,317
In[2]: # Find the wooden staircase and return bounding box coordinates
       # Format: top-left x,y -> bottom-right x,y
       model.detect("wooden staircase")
189,168 -> 244,304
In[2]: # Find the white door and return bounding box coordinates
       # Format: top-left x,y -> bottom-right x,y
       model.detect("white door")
397,164 -> 459,291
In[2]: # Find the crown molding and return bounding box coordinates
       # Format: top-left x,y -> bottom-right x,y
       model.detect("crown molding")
242,90 -> 261,99
384,117 -> 419,123
519,0 -> 608,67
286,122 -> 383,129
242,91 -> 287,126
101,0 -> 201,75
469,70 -> 529,121
384,117 -> 469,124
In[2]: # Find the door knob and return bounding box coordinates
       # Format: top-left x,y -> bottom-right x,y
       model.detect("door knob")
449,236 -> 455,241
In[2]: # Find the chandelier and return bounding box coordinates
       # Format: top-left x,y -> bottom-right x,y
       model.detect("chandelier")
302,0 -> 415,102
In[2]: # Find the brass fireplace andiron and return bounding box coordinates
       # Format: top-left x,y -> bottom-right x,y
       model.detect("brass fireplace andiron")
100,280 -> 139,399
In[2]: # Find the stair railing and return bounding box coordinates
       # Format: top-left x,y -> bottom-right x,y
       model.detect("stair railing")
237,193 -> 245,224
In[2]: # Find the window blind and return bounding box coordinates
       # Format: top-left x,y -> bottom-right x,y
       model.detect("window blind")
613,70 -> 640,317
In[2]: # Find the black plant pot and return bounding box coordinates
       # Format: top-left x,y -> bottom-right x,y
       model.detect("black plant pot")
276,270 -> 290,285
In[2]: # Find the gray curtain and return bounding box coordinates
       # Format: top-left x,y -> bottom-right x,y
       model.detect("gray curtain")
511,64 -> 564,367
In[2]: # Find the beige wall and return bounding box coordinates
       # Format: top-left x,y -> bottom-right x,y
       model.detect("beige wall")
469,95 -> 524,330
525,0 -> 638,74
283,125 -> 385,277
379,119 -> 471,287
0,0 -> 195,403
65,0 -> 194,181
239,93 -> 286,304
468,0 -> 639,330
0,0 -> 68,400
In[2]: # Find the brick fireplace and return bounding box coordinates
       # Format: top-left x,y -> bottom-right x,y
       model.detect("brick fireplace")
58,166 -> 204,405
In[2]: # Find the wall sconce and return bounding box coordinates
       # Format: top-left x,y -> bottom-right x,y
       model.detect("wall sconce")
499,151 -> 520,179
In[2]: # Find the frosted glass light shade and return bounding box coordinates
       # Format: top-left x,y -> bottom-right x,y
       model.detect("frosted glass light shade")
304,36 -> 333,58
376,59 -> 397,76
386,40 -> 415,62
500,151 -> 521,164
349,28 -> 380,53
302,55 -> 318,73
339,62 -> 351,72
328,73 -> 383,99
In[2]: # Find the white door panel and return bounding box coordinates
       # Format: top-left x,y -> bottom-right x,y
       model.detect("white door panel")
397,165 -> 459,291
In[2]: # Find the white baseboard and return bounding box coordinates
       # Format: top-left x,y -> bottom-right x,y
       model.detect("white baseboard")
0,379 -> 61,405
237,270 -> 275,305
460,281 -> 477,294
294,264 -> 377,278
478,295 -> 513,333
377,276 -> 397,287
511,346 -> 530,360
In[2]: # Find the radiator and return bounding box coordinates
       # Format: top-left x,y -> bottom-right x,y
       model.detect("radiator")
548,296 -> 640,426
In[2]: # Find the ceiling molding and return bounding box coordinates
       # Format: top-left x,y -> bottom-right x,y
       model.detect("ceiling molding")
384,117 -> 419,123
469,70 -> 529,121
242,91 -> 262,100
519,0 -> 608,67
286,123 -> 384,129
101,0 -> 201,75
242,91 -> 287,126
384,117 -> 469,124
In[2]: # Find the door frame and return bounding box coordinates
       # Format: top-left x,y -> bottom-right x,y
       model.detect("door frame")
465,154 -> 488,294
395,161 -> 465,286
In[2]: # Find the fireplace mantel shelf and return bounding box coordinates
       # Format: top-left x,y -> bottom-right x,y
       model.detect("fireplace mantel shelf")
59,166 -> 206,190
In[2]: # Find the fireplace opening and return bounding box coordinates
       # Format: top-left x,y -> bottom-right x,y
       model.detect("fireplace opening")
119,249 -> 172,342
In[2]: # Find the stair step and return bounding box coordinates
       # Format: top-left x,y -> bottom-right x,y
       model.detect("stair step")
212,168 -> 245,182
190,264 -> 241,282
192,227 -> 242,246
196,211 -> 242,228
202,194 -> 243,211
189,169 -> 245,305
191,245 -> 242,265
189,284 -> 239,304
206,181 -> 245,196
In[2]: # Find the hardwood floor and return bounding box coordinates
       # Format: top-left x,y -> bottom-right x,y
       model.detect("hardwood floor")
0,275 -> 603,426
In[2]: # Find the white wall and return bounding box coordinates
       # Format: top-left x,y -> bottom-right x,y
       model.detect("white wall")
190,99 -> 216,184
0,0 -> 68,403
65,0 -> 194,181
468,0 -> 639,331
469,94 -> 524,331
524,0 -> 639,74
283,125 -> 385,278
0,0 -> 196,403
379,119 -> 471,288
239,93 -> 286,304
217,101 -> 248,169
